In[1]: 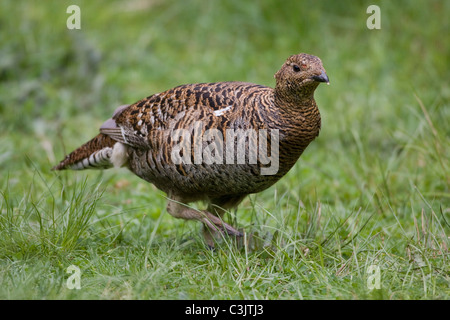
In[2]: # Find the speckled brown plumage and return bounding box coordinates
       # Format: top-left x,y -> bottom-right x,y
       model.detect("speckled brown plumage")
53,53 -> 329,247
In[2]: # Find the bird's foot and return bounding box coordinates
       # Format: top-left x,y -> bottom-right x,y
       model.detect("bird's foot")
201,211 -> 242,237
201,211 -> 243,248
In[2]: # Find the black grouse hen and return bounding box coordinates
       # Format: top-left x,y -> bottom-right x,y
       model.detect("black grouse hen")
53,53 -> 329,247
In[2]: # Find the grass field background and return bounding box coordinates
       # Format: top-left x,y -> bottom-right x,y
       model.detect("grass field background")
0,0 -> 448,299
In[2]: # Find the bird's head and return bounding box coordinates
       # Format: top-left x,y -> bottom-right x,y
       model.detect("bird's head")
274,53 -> 329,101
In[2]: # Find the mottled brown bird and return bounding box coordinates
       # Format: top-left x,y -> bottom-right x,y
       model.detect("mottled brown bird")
53,53 -> 329,247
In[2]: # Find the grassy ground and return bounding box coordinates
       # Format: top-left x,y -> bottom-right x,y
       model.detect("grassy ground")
0,0 -> 448,299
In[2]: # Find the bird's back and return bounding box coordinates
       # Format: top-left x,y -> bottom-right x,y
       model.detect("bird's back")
107,81 -> 283,200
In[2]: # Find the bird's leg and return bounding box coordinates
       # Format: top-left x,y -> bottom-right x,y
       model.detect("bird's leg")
202,204 -> 228,248
166,197 -> 242,248
202,195 -> 247,248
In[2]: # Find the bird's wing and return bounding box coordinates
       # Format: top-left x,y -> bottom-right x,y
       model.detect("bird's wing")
99,82 -> 265,149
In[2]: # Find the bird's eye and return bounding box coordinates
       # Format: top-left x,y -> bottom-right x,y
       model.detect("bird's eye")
293,65 -> 301,72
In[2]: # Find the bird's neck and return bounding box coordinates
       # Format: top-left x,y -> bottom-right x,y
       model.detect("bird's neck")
264,87 -> 321,174
272,85 -> 321,130
274,81 -> 319,107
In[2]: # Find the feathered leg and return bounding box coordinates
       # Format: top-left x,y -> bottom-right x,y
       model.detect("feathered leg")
166,194 -> 243,248
203,195 -> 246,248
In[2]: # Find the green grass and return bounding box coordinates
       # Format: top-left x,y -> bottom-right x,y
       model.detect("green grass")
0,0 -> 448,299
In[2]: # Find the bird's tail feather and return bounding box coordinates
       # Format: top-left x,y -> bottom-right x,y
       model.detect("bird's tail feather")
52,133 -> 122,171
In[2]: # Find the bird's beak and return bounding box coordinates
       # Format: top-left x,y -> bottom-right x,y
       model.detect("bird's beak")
311,71 -> 330,85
